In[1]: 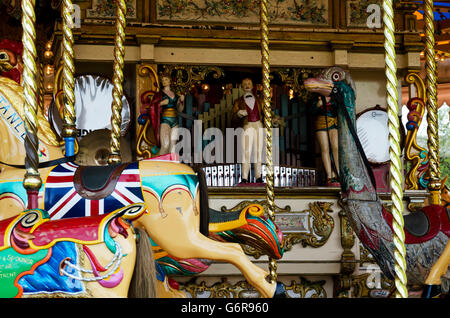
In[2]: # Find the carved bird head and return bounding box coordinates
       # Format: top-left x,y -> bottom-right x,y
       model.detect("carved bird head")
304,66 -> 356,98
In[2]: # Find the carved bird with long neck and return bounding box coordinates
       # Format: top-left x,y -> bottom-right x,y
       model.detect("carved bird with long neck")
304,67 -> 449,295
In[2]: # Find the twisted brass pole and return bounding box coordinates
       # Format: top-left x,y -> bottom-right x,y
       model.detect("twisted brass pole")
108,0 -> 127,165
61,0 -> 77,156
260,0 -> 277,283
383,0 -> 407,298
38,62 -> 45,113
424,0 -> 441,205
21,0 -> 41,209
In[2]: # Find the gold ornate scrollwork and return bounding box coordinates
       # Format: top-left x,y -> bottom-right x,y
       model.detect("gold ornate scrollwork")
339,210 -> 356,275
282,202 -> 335,251
271,68 -> 318,102
334,205 -> 356,298
160,64 -> 224,95
284,277 -> 327,298
360,244 -> 376,265
350,273 -> 394,298
135,63 -> 159,159
179,277 -> 326,298
404,71 -> 429,190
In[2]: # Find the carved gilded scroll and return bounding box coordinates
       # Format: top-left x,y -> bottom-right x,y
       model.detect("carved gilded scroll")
404,71 -> 429,190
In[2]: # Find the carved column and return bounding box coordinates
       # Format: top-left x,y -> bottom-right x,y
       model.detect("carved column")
334,208 -> 356,297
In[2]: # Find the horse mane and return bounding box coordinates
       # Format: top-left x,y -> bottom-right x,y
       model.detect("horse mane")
128,227 -> 157,298
191,165 -> 210,236
0,77 -> 62,147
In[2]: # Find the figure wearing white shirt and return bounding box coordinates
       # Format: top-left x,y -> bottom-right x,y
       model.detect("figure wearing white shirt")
231,78 -> 264,184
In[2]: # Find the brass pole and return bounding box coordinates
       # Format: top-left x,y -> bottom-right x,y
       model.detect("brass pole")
424,0 -> 441,204
38,62 -> 45,113
21,0 -> 41,209
61,0 -> 77,156
260,0 -> 277,283
108,0 -> 127,165
383,0 -> 408,298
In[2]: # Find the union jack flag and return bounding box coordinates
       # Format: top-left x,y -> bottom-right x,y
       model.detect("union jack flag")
44,162 -> 144,220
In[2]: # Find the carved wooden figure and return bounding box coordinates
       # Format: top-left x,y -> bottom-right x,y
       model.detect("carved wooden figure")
231,78 -> 264,184
146,74 -> 185,156
304,67 -> 449,297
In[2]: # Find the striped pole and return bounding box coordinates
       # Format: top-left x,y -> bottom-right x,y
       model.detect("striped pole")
423,0 -> 441,205
108,0 -> 127,165
260,0 -> 277,283
61,0 -> 77,156
383,0 -> 408,298
21,0 -> 41,209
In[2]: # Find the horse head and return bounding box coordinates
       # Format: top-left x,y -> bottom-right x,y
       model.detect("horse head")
0,76 -> 63,167
440,177 -> 449,207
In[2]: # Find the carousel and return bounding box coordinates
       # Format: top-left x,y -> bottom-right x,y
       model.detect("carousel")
0,0 -> 448,299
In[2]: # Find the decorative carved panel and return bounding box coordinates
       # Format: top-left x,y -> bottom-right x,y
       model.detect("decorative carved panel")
346,0 -> 382,28
155,0 -> 330,26
180,277 -> 327,298
86,0 -> 137,19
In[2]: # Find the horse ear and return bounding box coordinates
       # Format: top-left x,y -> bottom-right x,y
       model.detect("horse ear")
441,176 -> 448,190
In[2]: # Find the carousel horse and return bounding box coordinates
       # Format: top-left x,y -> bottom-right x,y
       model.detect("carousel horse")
0,76 -> 285,298
74,131 -> 284,285
304,67 -> 449,297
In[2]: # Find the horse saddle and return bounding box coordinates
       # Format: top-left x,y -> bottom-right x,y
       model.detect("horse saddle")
74,163 -> 128,200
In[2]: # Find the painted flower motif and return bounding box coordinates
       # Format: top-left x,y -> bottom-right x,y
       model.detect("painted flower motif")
288,1 -> 326,24
157,0 -> 327,24
349,0 -> 381,25
90,0 -> 136,18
